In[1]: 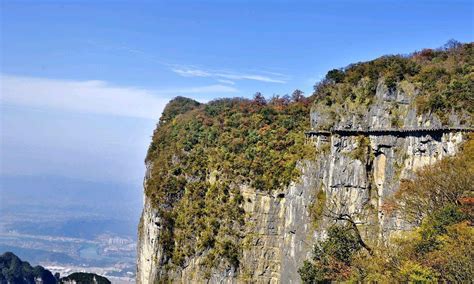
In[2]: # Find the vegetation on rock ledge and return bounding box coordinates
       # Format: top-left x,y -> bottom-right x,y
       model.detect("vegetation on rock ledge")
145,91 -> 314,272
313,41 -> 473,123
144,41 -> 473,279
299,136 -> 474,282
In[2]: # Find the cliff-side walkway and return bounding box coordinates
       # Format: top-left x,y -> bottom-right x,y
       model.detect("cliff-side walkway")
305,126 -> 474,137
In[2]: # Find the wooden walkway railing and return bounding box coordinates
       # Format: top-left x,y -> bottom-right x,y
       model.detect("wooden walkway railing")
305,127 -> 474,137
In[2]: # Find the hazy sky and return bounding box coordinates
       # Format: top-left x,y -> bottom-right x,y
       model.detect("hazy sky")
1,0 -> 473,187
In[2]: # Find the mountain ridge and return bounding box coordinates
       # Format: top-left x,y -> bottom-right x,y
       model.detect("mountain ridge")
137,42 -> 473,283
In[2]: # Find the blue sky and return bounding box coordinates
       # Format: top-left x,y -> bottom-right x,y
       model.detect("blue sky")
1,0 -> 473,188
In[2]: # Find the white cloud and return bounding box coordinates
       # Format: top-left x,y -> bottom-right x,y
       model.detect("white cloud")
217,79 -> 236,85
1,74 -> 168,120
172,68 -> 211,77
171,67 -> 287,84
0,74 -> 240,184
0,74 -> 239,120
172,84 -> 238,94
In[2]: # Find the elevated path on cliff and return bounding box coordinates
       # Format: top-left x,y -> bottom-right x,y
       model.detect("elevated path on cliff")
305,126 -> 474,137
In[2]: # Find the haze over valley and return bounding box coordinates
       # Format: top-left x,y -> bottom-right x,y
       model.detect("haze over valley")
1,1 -> 473,283
0,175 -> 141,281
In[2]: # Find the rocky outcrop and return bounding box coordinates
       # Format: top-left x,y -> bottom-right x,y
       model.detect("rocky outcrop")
310,130 -> 465,241
59,273 -> 110,284
137,81 -> 470,283
308,81 -> 469,242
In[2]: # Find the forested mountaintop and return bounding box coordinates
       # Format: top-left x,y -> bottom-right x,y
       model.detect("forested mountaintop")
0,252 -> 57,284
139,41 -> 473,282
143,92 -> 314,270
313,40 -> 473,123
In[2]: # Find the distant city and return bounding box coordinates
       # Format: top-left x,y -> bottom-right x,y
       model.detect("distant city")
0,175 -> 142,283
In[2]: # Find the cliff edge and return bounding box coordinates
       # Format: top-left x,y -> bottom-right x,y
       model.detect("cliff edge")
137,43 -> 473,283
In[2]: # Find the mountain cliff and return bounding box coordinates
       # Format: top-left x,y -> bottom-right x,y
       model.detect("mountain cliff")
137,42 -> 473,283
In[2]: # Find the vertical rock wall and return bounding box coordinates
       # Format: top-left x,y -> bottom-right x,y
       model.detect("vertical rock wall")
137,164 -> 162,284
137,82 -> 469,283
137,133 -> 466,283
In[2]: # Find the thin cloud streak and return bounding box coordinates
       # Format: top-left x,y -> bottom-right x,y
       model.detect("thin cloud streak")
83,43 -> 288,84
170,84 -> 238,94
217,79 -> 236,85
172,67 -> 287,83
1,74 -> 239,120
172,68 -> 211,77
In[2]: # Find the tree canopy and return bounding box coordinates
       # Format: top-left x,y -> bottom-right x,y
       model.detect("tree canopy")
145,93 -> 314,272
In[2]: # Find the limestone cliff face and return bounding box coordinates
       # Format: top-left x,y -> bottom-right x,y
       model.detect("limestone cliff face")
308,81 -> 468,242
137,160 -> 318,283
137,162 -> 164,284
137,82 -> 469,283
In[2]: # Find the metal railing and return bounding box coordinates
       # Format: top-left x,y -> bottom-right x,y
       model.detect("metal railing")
305,126 -> 474,137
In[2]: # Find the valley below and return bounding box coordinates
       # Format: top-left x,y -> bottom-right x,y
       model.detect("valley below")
0,176 -> 142,283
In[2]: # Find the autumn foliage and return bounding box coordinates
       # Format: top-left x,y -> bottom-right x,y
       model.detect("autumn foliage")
145,92 -> 314,272
299,137 -> 474,282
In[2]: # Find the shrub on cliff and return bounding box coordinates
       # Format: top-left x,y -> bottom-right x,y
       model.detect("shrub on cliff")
385,137 -> 474,281
390,135 -> 474,225
159,96 -> 201,125
298,224 -> 362,283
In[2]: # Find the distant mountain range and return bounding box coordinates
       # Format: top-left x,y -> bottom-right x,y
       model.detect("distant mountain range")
0,252 -> 110,284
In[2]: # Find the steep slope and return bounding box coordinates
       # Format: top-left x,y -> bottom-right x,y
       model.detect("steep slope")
138,94 -> 314,283
137,42 -> 473,283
